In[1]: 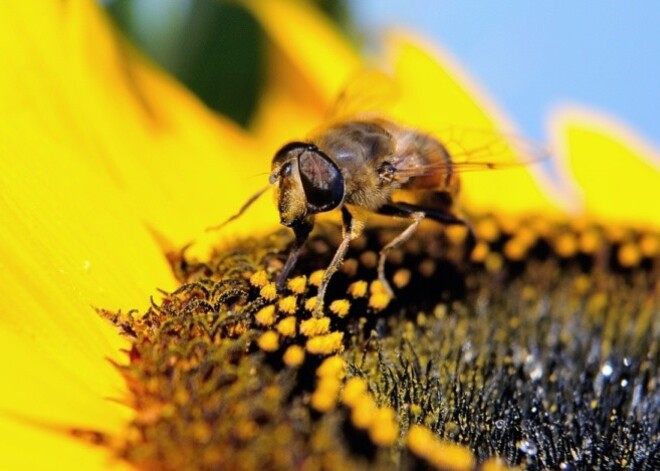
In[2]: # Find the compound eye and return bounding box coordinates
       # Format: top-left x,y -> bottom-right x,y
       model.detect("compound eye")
298,150 -> 345,213
280,162 -> 292,177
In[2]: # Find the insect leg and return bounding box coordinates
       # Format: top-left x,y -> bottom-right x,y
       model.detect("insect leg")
276,216 -> 315,292
314,206 -> 360,317
375,205 -> 425,297
376,202 -> 476,296
206,186 -> 270,231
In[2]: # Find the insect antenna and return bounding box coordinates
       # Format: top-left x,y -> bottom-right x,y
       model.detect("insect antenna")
206,185 -> 269,232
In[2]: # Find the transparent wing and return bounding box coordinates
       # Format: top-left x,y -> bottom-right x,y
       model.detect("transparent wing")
325,69 -> 400,122
394,126 -> 549,179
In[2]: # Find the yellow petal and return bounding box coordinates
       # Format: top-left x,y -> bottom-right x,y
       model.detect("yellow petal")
0,109 -> 178,457
551,107 -> 660,228
386,33 -> 570,216
244,0 -> 361,151
0,0 -> 189,464
1,0 -> 277,254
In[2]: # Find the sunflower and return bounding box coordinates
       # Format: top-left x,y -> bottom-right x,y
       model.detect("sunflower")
1,1 -> 658,470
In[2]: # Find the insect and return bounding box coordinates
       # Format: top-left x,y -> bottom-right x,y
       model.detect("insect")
217,73 -> 544,316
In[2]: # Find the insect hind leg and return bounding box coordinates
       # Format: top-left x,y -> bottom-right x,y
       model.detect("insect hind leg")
376,202 -> 476,297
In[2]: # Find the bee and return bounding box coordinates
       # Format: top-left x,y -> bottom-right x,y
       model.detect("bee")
217,73 -> 543,316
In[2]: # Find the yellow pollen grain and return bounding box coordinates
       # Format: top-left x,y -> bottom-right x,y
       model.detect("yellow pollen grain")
369,292 -> 391,311
304,296 -> 318,312
484,253 -> 503,273
276,316 -> 297,337
306,332 -> 344,355
446,225 -> 468,244
516,226 -> 537,247
341,258 -> 358,277
249,270 -> 269,288
255,305 -> 277,326
368,407 -> 399,446
283,345 -> 305,367
369,279 -> 388,294
555,232 -> 578,258
503,238 -> 528,261
406,425 -> 475,471
286,275 -> 307,294
639,233 -> 659,257
470,241 -> 490,263
329,299 -> 351,317
277,295 -> 298,315
573,274 -> 591,295
317,355 -> 345,378
351,393 -> 377,429
418,259 -> 436,277
342,377 -> 368,407
259,282 -> 278,301
618,242 -> 641,267
579,229 -> 601,254
347,280 -> 368,298
300,317 -> 331,337
257,331 -> 279,352
309,270 -> 325,287
311,377 -> 342,412
392,268 -> 411,289
360,251 -> 378,268
475,218 -> 500,242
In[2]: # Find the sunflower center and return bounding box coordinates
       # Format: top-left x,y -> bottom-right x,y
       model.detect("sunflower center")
91,215 -> 659,470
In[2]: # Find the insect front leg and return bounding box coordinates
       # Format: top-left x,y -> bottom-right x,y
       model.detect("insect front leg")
277,216 -> 315,292
314,206 -> 361,317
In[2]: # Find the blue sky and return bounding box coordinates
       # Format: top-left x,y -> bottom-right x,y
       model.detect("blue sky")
351,1 -> 660,149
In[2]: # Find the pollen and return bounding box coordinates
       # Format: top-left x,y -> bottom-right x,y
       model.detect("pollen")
359,251 -> 378,268
283,345 -> 305,367
342,377 -> 368,407
639,233 -> 659,257
316,355 -> 345,379
484,252 -> 503,273
305,332 -> 344,355
277,295 -> 298,314
329,299 -> 351,317
350,393 -> 377,429
470,241 -> 490,263
276,316 -> 297,337
300,317 -> 331,336
259,282 -> 278,301
249,270 -> 269,288
347,280 -> 368,298
503,237 -> 528,261
309,270 -> 325,287
341,258 -> 358,276
311,377 -> 342,412
286,276 -> 307,294
617,242 -> 641,267
555,232 -> 578,258
392,268 -> 411,288
257,331 -> 280,352
369,292 -> 391,311
418,258 -> 436,277
406,425 -> 475,471
304,296 -> 318,312
368,407 -> 399,446
475,217 -> 500,242
255,305 -> 277,326
579,229 -> 602,254
446,225 -> 469,244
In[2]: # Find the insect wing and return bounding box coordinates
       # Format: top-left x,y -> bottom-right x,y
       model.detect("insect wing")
394,126 -> 549,179
324,69 -> 400,122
